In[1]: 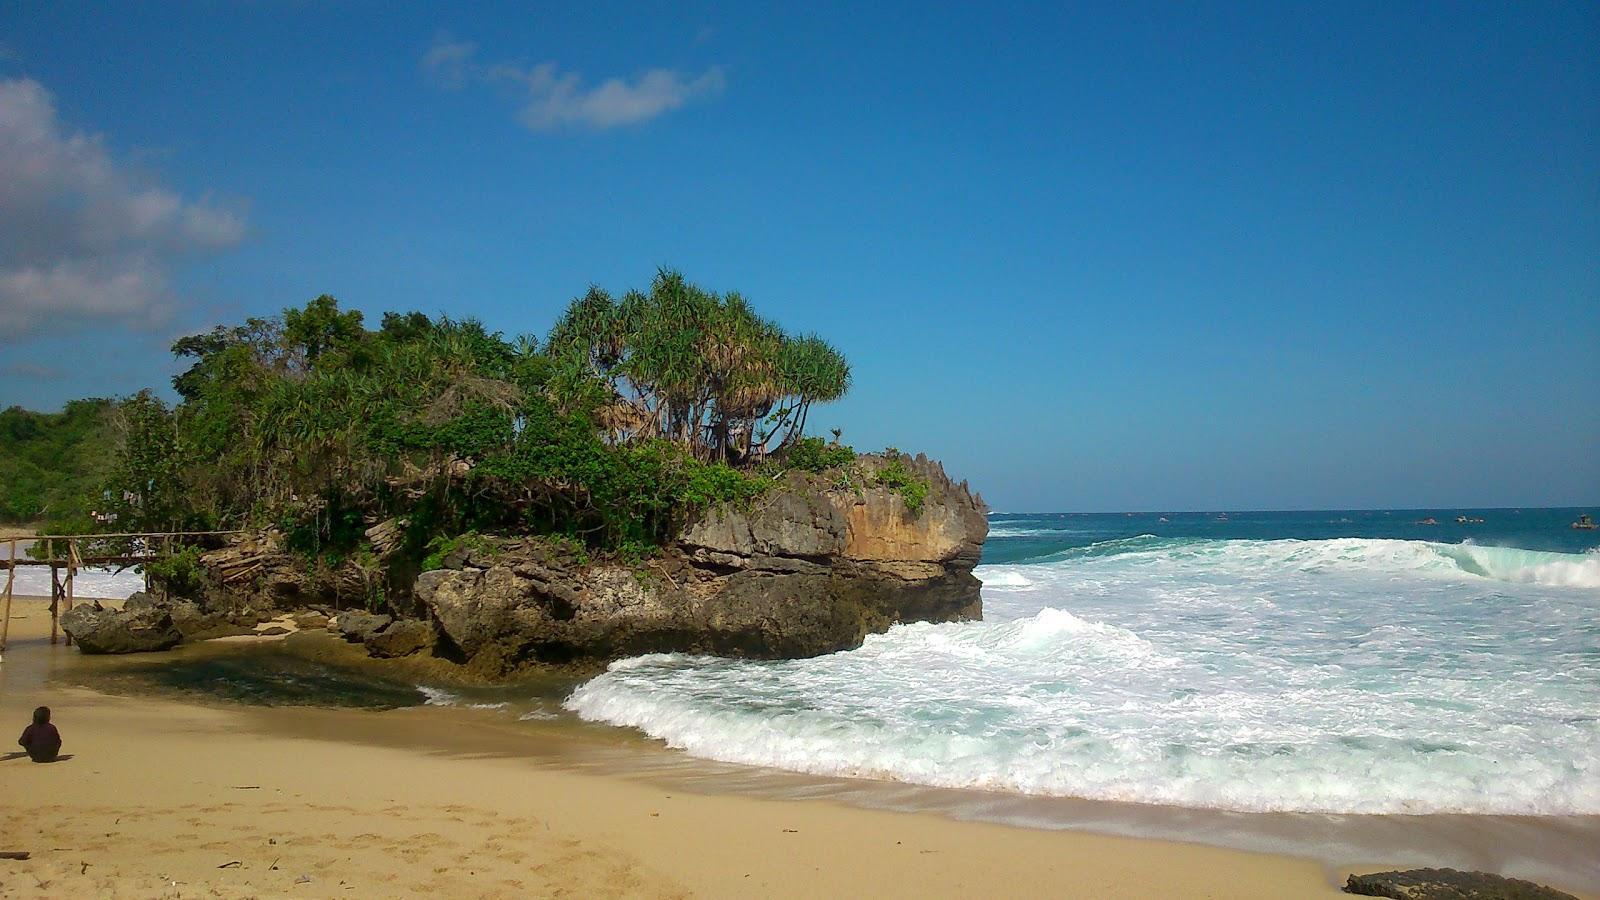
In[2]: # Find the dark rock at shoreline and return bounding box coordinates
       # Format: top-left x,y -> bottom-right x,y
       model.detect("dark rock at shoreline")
61,601 -> 183,654
364,619 -> 435,658
415,454 -> 987,676
335,611 -> 392,643
1345,868 -> 1578,899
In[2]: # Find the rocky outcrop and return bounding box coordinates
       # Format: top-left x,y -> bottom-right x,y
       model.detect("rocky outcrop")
61,601 -> 183,654
415,454 -> 986,676
165,453 -> 986,674
1345,869 -> 1578,899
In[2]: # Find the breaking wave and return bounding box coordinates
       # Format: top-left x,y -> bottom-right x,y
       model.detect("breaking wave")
569,535 -> 1600,815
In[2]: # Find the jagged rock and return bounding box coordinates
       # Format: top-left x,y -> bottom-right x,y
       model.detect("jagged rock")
335,611 -> 392,643
416,454 -> 987,675
258,626 -> 291,636
364,619 -> 436,658
61,602 -> 183,654
1344,868 -> 1578,899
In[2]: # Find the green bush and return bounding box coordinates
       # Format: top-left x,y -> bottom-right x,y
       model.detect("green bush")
876,449 -> 930,517
142,545 -> 205,598
783,436 -> 856,472
421,532 -> 501,571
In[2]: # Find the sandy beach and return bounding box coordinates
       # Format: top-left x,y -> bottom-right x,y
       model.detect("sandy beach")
0,597 -> 1375,898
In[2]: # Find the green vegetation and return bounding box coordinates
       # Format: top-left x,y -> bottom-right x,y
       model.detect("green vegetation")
784,436 -> 857,473
140,545 -> 206,597
98,271 -> 860,583
420,532 -> 502,572
0,399 -> 117,528
546,270 -> 850,464
876,449 -> 930,517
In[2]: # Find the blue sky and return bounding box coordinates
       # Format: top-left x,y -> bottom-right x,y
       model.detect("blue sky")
2,2 -> 1596,511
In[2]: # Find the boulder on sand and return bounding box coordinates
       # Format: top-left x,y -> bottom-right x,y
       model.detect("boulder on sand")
61,601 -> 183,654
1345,868 -> 1578,900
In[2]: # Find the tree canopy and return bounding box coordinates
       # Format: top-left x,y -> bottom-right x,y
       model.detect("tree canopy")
97,271 -> 854,565
547,270 -> 850,463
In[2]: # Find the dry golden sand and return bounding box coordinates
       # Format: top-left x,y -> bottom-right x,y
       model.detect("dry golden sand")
0,597 -> 1355,898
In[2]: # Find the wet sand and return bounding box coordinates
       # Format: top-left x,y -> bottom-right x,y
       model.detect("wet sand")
3,597 -> 1596,898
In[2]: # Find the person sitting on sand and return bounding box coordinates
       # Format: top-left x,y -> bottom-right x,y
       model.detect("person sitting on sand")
18,706 -> 62,763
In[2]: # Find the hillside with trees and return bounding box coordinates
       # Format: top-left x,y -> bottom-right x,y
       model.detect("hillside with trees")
0,398 -> 117,528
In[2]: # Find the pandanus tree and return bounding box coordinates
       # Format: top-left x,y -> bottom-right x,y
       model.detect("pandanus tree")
547,270 -> 850,463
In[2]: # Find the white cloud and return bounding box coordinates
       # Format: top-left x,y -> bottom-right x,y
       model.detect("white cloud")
424,36 -> 724,131
421,37 -> 477,89
3,360 -> 64,379
0,77 -> 246,339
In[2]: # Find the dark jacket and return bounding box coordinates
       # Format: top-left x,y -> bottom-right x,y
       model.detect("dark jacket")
18,722 -> 61,762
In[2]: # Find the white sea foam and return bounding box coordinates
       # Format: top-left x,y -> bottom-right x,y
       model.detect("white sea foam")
417,685 -> 460,706
568,537 -> 1600,815
3,564 -> 144,599
977,570 -> 1033,588
417,686 -> 510,711
987,525 -> 1094,538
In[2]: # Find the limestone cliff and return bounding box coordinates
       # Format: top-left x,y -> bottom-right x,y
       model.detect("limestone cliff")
415,453 -> 986,675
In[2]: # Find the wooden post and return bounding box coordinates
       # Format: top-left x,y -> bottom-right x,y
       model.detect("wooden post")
63,538 -> 77,648
1,539 -> 15,662
49,563 -> 59,645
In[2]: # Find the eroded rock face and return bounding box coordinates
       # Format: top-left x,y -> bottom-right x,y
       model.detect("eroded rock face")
61,601 -> 183,654
416,454 -> 987,675
1344,868 -> 1578,899
198,531 -> 372,620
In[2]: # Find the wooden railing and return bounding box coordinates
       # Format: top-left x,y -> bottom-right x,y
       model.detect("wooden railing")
0,531 -> 244,658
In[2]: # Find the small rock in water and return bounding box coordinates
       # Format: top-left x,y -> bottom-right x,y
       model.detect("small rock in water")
1344,868 -> 1577,899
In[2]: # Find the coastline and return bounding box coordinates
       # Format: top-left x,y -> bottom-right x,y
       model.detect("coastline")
4,596 -> 1596,898
0,596 -> 1346,898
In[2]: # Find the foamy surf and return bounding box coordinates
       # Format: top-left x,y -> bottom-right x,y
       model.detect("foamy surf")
568,534 -> 1600,815
4,564 -> 145,599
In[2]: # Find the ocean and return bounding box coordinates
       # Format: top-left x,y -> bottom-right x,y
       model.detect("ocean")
568,508 -> 1600,815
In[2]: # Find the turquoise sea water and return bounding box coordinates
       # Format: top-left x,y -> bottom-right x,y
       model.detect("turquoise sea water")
982,507 -> 1600,563
569,507 -> 1600,814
